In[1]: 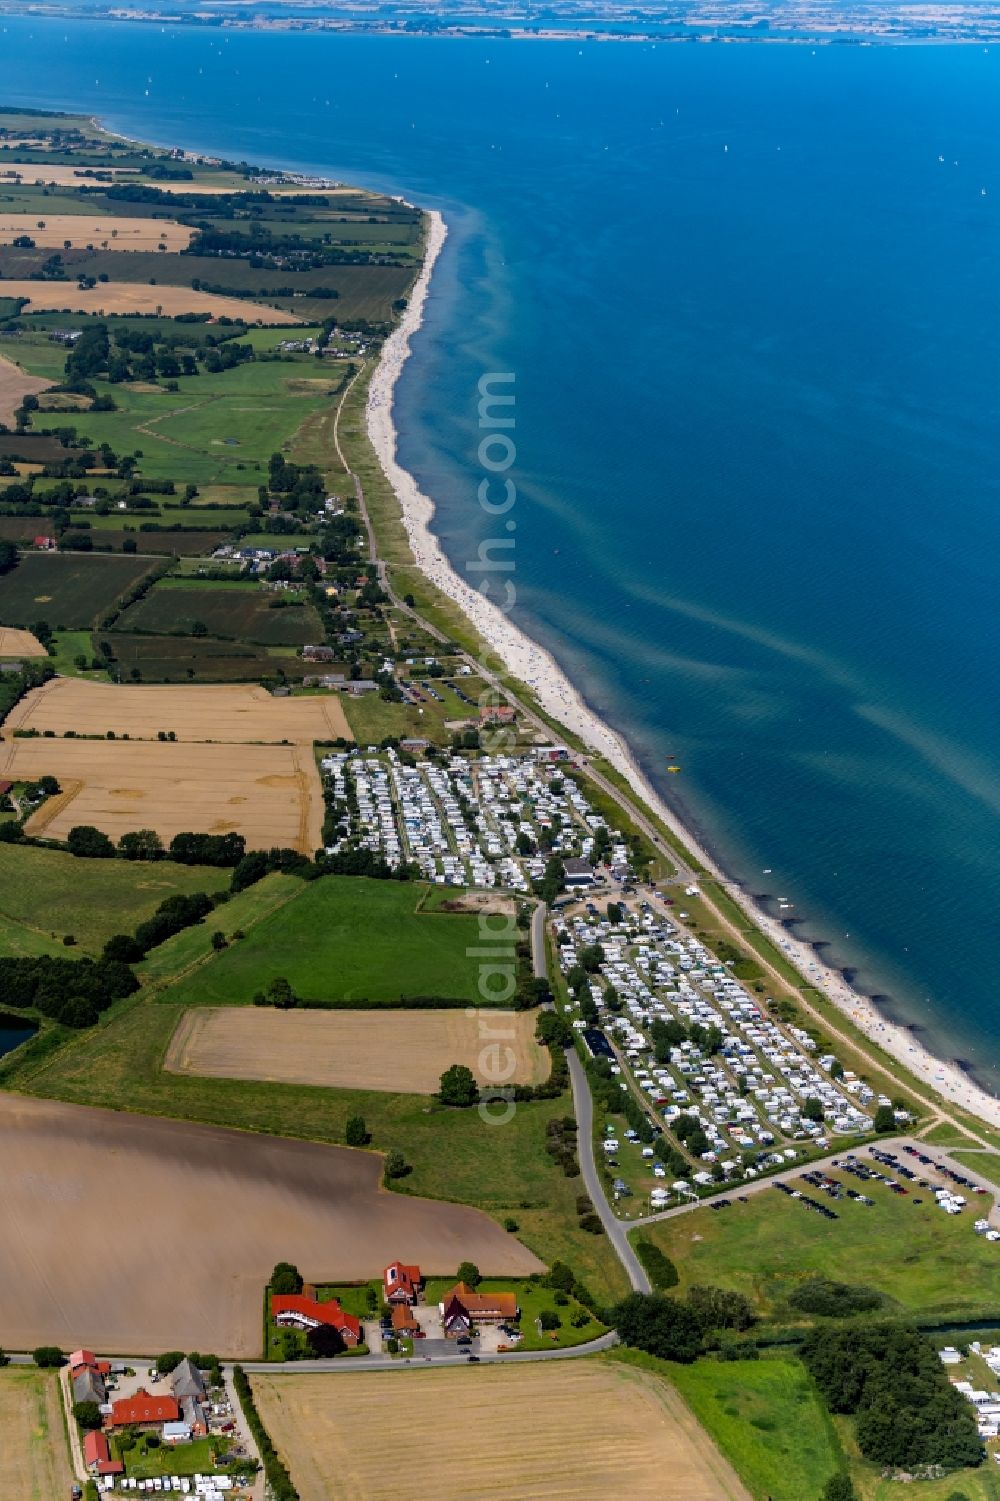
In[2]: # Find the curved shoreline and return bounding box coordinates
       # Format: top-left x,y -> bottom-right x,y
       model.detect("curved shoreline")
368,211 -> 1000,1133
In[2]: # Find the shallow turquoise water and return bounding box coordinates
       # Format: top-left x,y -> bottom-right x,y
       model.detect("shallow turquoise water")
3,22 -> 999,1083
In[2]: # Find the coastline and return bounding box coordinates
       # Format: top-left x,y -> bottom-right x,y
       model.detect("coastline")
366,208 -> 1000,1134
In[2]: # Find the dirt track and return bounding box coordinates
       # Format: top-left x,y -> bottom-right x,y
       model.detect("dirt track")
0,352 -> 52,427
0,280 -> 303,324
252,1362 -> 753,1501
7,677 -> 351,743
0,1095 -> 542,1356
1,737 -> 325,854
166,1006 -> 550,1094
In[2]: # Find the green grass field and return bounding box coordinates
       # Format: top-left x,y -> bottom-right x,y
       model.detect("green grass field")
71,356 -> 336,487
98,630 -> 312,682
634,1174 -> 1000,1326
157,875 -> 485,1006
0,843 -> 231,955
115,580 -> 322,645
0,551 -> 154,628
921,1122 -> 982,1148
666,1353 -> 844,1501
952,1150 -> 1000,1185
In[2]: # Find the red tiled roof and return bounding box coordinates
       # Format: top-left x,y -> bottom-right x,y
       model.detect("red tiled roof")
84,1431 -> 110,1466
271,1294 -> 361,1343
383,1261 -> 422,1299
109,1389 -> 181,1427
70,1349 -> 98,1371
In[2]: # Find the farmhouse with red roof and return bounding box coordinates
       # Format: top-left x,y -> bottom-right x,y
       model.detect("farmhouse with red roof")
270,1293 -> 361,1346
383,1260 -> 423,1305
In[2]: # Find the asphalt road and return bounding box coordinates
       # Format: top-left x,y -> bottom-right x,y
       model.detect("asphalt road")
568,1049 -> 651,1293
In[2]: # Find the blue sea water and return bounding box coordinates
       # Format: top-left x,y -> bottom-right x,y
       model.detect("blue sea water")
3,21 -> 999,1084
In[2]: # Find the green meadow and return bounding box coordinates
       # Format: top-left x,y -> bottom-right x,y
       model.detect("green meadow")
634,1173 -> 1000,1326
0,843 -> 231,955
158,875 -> 486,1006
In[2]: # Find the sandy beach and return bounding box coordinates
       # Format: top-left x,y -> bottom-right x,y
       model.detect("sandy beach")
367,210 -> 1000,1135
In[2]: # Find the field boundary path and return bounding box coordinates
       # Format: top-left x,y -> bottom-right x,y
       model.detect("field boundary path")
58,1363 -> 88,1486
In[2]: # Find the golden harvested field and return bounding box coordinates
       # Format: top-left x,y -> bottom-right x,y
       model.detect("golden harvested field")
7,676 -> 351,743
0,280 -> 303,324
0,736 -> 325,853
0,351 -> 52,427
0,214 -> 193,251
0,1368 -> 75,1500
0,1095 -> 540,1355
252,1361 -> 753,1501
0,160 -> 139,186
165,1006 -> 550,1094
0,626 -> 46,658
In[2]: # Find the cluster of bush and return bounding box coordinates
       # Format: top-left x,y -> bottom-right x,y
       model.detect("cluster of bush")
786,1277 -> 885,1319
634,1239 -> 679,1290
544,1115 -> 580,1179
0,954 -> 138,1028
611,1286 -> 756,1364
103,890 -> 224,963
801,1322 -> 982,1471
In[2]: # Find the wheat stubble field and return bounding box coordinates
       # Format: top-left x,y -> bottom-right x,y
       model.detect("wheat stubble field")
0,736 -> 324,852
165,1006 -> 550,1094
0,351 -> 51,427
0,280 -> 303,323
0,626 -> 47,657
0,1368 -> 75,1498
0,1096 -> 541,1355
0,214 -> 194,250
7,677 -> 351,742
0,678 -> 349,851
252,1362 -> 753,1501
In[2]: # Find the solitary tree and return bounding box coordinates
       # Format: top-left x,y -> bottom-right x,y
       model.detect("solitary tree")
270,1262 -> 303,1296
456,1261 -> 481,1289
873,1104 -> 896,1133
266,976 -> 296,1009
345,1115 -> 368,1147
821,1476 -> 858,1501
439,1063 -> 479,1108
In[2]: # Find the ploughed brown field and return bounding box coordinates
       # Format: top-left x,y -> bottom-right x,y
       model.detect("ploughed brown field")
165,1007 -> 550,1094
0,351 -> 52,427
6,677 -> 351,743
251,1362 -> 753,1501
0,214 -> 193,251
0,1368 -> 75,1497
0,626 -> 47,658
0,736 -> 325,853
0,1096 -> 541,1355
0,280 -> 303,324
